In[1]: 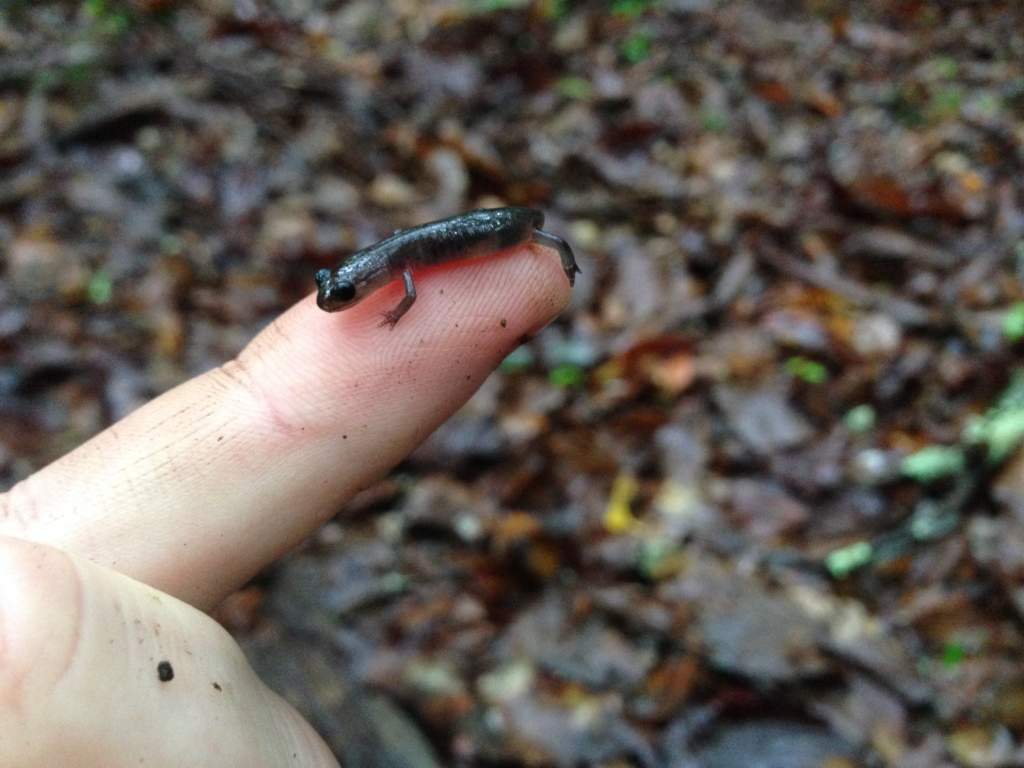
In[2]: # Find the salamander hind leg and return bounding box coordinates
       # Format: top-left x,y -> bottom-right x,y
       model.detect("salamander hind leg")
380,268 -> 417,329
531,230 -> 581,287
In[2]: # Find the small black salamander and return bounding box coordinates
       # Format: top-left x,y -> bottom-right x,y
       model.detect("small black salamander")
314,207 -> 579,328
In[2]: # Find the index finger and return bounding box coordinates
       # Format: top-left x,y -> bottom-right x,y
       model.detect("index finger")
0,244 -> 571,609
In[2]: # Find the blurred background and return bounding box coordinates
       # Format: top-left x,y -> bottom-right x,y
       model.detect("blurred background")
3,1 -> 1024,765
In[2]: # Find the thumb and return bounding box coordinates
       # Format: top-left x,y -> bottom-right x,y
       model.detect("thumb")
0,536 -> 337,768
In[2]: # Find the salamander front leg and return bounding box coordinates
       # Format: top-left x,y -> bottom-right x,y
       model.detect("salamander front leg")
380,268 -> 417,329
531,230 -> 581,287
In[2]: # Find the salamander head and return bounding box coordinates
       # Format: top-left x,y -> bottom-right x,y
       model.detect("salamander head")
315,268 -> 361,312
315,256 -> 392,313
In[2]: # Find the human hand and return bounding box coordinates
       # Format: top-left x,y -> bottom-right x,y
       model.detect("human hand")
0,244 -> 571,767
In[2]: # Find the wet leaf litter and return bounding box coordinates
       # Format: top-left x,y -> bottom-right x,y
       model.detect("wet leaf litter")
4,1 -> 1024,766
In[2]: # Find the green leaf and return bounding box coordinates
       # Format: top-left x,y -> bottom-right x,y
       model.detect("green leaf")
964,370 -> 1024,462
557,76 -> 593,100
541,0 -> 569,19
942,641 -> 966,669
785,356 -> 828,384
825,540 -> 873,578
700,110 -> 728,133
928,86 -> 963,120
611,0 -> 657,18
87,270 -> 113,305
637,538 -> 682,581
102,9 -> 132,34
844,404 -> 876,433
467,0 -> 530,12
620,32 -> 651,63
1004,303 -> 1024,342
985,410 -> 1024,463
549,363 -> 586,389
84,0 -> 107,18
901,445 -> 966,483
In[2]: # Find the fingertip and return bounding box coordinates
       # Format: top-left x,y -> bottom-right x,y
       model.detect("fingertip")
244,242 -> 572,415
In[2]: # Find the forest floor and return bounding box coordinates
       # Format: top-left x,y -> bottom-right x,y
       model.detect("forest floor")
3,2 -> 1024,766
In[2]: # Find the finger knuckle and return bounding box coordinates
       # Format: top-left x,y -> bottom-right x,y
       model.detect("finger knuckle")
0,537 -> 84,718
215,356 -> 301,438
0,479 -> 45,533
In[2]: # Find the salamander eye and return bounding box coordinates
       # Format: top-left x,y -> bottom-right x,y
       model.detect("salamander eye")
314,269 -> 331,288
334,281 -> 356,302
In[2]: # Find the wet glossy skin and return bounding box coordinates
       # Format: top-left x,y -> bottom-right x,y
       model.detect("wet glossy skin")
315,207 -> 580,328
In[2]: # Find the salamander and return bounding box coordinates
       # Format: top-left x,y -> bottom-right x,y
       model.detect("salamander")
314,207 -> 579,327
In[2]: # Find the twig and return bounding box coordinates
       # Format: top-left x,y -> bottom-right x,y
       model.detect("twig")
756,240 -> 936,327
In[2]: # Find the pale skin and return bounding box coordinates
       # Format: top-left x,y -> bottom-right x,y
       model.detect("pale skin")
0,243 -> 571,767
